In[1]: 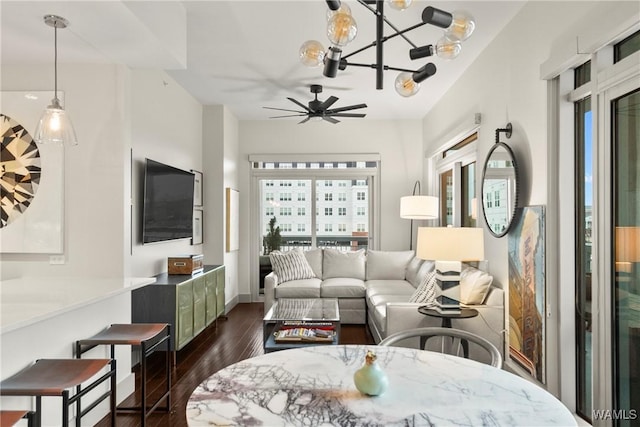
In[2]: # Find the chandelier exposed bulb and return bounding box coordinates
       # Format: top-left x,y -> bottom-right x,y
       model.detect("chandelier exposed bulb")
327,11 -> 357,47
395,72 -> 420,97
435,37 -> 461,60
387,0 -> 413,11
326,2 -> 351,20
299,40 -> 326,67
445,10 -> 475,41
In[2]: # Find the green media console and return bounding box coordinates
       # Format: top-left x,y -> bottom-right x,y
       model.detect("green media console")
132,265 -> 225,352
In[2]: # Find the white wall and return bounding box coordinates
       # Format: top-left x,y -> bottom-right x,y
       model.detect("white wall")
237,119 -> 423,299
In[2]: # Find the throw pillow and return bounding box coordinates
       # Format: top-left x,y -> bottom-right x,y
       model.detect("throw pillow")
405,256 -> 424,287
269,249 -> 316,284
322,248 -> 366,280
365,250 -> 415,280
409,270 -> 437,304
460,266 -> 493,304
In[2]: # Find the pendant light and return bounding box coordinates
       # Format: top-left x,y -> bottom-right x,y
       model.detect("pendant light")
34,14 -> 78,145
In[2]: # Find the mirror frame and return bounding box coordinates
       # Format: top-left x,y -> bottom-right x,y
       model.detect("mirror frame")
481,142 -> 520,238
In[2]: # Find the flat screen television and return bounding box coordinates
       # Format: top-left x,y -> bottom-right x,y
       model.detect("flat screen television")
142,158 -> 195,244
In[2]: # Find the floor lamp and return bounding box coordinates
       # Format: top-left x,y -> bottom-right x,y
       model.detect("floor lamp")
400,181 -> 438,250
416,226 -> 484,311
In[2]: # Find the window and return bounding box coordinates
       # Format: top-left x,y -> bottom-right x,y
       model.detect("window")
338,207 -> 347,216
265,193 -> 274,201
279,193 -> 291,201
279,181 -> 292,187
297,224 -> 306,232
324,224 -> 333,232
281,224 -> 292,232
338,224 -> 347,232
338,181 -> 347,187
494,190 -> 500,208
297,181 -> 306,187
325,193 -> 333,201
298,193 -> 306,201
279,207 -> 291,216
357,192 -> 365,201
357,207 -> 365,216
356,224 -> 366,232
433,132 -> 478,227
297,207 -> 305,216
614,30 -> 640,62
325,208 -> 333,216
338,193 -> 347,201
265,207 -> 274,216
265,180 -> 274,187
324,180 -> 332,187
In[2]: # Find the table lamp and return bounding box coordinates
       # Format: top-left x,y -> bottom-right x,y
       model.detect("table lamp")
416,227 -> 484,311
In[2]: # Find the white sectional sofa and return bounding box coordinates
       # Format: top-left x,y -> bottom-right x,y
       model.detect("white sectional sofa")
263,248 -> 505,356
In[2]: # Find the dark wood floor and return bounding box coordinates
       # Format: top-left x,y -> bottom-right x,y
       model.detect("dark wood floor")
96,302 -> 375,426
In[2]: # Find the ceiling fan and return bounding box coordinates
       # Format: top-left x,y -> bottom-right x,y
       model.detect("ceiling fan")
264,84 -> 367,124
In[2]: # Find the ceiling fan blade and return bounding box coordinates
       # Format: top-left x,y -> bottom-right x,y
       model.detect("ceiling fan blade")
269,114 -> 308,118
325,103 -> 367,114
329,113 -> 367,118
287,97 -> 312,112
323,116 -> 340,124
298,117 -> 311,124
263,106 -> 306,113
317,96 -> 339,111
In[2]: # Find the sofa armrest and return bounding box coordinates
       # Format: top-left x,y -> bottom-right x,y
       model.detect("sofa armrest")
385,303 -> 443,337
264,271 -> 278,314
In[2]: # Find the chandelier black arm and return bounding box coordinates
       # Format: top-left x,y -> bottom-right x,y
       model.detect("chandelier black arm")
343,62 -> 420,74
355,0 -> 420,48
342,21 -> 426,62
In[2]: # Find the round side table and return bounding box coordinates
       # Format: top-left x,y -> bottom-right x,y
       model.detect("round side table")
417,306 -> 479,357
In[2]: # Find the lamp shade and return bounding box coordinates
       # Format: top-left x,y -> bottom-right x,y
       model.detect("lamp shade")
400,195 -> 438,220
417,227 -> 484,261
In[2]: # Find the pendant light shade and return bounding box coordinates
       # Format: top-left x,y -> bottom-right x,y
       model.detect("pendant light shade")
34,14 -> 77,146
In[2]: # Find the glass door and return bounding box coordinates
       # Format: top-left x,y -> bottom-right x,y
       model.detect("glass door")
612,88 -> 639,425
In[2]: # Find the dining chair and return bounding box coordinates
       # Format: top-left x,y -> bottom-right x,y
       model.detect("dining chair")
379,327 -> 503,368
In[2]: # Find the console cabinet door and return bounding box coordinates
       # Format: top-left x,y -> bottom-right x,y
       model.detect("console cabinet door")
216,266 -> 225,317
192,275 -> 207,335
205,270 -> 217,324
176,280 -> 194,349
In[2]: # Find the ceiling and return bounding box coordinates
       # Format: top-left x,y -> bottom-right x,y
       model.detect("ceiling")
1,1 -> 525,121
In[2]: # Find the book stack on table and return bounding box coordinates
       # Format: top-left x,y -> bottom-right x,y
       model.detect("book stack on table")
274,323 -> 335,343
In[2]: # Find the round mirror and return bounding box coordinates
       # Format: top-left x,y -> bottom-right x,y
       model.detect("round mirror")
481,142 -> 519,237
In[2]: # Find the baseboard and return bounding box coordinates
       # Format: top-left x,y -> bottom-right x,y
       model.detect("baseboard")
236,293 -> 253,304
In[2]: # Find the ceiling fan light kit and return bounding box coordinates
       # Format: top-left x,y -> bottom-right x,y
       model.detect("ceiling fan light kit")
263,84 -> 367,124
300,0 -> 476,97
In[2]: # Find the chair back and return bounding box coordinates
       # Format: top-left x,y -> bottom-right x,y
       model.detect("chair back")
379,327 -> 503,368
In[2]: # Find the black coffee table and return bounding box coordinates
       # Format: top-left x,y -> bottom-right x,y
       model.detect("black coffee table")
417,306 -> 479,357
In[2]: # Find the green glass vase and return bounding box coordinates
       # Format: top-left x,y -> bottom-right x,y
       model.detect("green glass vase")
353,350 -> 388,396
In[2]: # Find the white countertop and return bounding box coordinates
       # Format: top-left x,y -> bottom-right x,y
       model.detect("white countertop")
187,345 -> 577,426
0,276 -> 155,334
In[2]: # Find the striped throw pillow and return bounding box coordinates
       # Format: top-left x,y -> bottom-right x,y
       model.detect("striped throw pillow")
409,269 -> 437,304
269,249 -> 316,284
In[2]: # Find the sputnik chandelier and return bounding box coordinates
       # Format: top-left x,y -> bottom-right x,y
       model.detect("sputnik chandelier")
299,0 -> 476,97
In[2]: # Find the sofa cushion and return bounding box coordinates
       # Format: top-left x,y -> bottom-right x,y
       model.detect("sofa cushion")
405,257 -> 424,287
321,278 -> 366,298
409,270 -> 437,304
366,250 -> 415,280
365,280 -> 415,298
460,266 -> 493,304
413,260 -> 435,289
323,249 -> 365,280
269,249 -> 316,284
304,248 -> 323,279
368,294 -> 414,335
274,278 -> 322,299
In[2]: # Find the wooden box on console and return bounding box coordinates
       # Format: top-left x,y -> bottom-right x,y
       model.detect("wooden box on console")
168,254 -> 204,275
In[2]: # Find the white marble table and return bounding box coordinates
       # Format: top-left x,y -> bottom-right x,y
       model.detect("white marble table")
187,345 -> 576,426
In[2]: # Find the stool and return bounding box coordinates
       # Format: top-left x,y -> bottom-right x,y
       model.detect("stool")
0,410 -> 34,427
76,324 -> 171,427
0,359 -> 115,427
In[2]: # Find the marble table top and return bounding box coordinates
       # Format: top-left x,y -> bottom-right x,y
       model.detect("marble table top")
187,345 -> 576,426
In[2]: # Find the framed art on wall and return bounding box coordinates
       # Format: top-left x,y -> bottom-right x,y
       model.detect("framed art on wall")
192,170 -> 203,207
508,205 -> 546,383
226,187 -> 239,252
1,91 -> 64,253
192,209 -> 203,245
